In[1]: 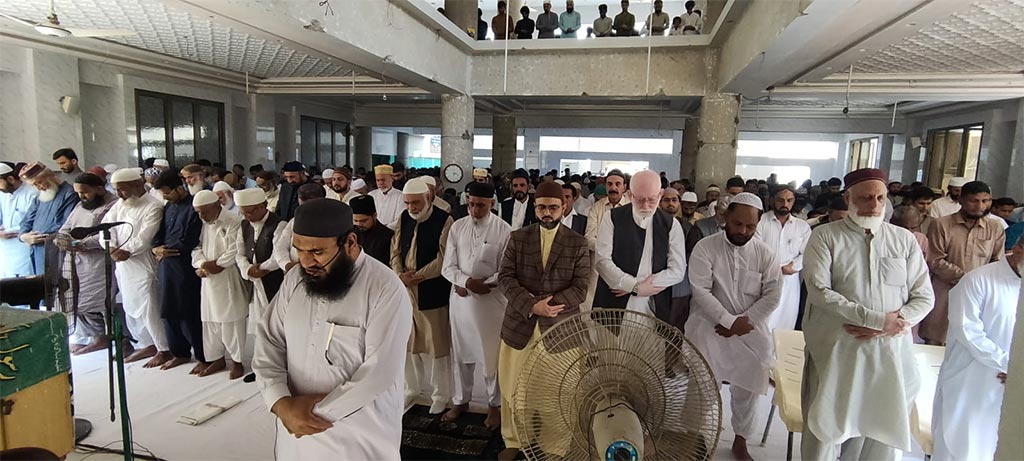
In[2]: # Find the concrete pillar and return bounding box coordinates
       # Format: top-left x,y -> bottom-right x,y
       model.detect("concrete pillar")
441,94 -> 475,191
902,127 -> 923,185
396,131 -> 411,165
249,94 -> 276,168
679,118 -> 699,185
694,94 -> 740,193
492,114 -> 517,175
1006,100 -> 1024,200
19,49 -> 83,165
445,0 -> 477,39
523,129 -> 541,171
996,276 -> 1024,459
878,134 -> 895,174
353,126 -> 373,171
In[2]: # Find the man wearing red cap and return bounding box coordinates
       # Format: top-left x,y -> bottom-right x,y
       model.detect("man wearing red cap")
18,162 -> 80,275
801,168 -> 934,460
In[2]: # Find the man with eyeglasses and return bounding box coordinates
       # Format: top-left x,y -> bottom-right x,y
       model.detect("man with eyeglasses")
253,198 -> 412,460
593,170 -> 685,323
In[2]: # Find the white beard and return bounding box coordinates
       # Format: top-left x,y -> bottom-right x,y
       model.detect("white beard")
222,198 -> 234,210
123,196 -> 142,208
188,183 -> 204,196
847,204 -> 884,233
38,186 -> 58,203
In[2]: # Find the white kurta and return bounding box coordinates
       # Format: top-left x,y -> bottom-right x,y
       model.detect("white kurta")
929,195 -> 959,219
0,183 -> 38,278
754,212 -> 812,331
253,252 -> 413,461
933,258 -> 1019,461
191,211 -> 248,323
325,186 -> 340,201
368,187 -> 404,230
235,212 -> 286,332
272,219 -> 299,272
504,199 -> 529,230
685,232 -> 781,394
595,211 -> 687,315
104,195 -> 163,319
342,189 -> 361,204
441,213 -> 510,375
802,219 -> 934,451
560,209 -> 578,229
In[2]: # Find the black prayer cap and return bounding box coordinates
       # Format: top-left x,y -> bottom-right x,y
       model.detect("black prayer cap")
467,181 -> 494,198
282,161 -> 305,172
294,198 -> 353,238
349,195 -> 376,215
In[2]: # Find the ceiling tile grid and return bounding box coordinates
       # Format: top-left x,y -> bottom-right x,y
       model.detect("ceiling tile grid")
0,0 -> 351,78
856,0 -> 1024,73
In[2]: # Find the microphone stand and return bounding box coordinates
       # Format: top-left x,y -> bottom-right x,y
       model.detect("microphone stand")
100,229 -> 134,460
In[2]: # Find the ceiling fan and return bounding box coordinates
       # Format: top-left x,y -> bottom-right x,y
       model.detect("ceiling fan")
0,0 -> 135,38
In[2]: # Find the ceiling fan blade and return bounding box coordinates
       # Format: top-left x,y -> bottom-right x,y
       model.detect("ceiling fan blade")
65,28 -> 136,37
0,12 -> 41,28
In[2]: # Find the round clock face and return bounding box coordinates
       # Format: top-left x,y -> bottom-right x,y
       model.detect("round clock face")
444,164 -> 463,183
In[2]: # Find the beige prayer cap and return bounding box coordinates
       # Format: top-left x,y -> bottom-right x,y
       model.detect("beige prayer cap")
234,188 -> 267,207
153,158 -> 170,168
110,167 -> 144,184
403,177 -> 430,195
374,164 -> 394,175
212,181 -> 233,192
730,192 -> 763,211
193,190 -> 219,207
948,177 -> 968,187
472,168 -> 488,178
420,176 -> 437,187
0,163 -> 13,176
351,178 -> 367,190
682,191 -> 698,203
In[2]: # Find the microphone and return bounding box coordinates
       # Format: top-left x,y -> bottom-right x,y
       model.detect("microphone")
69,222 -> 127,240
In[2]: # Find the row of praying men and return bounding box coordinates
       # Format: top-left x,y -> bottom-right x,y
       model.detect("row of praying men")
1,150 -> 1017,461
470,0 -> 704,40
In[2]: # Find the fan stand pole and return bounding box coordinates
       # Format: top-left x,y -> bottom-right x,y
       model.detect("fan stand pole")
101,230 -> 134,461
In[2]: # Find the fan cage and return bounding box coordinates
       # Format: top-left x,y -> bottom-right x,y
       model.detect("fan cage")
514,309 -> 722,461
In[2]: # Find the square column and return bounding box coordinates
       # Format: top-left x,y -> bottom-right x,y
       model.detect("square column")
492,114 -> 517,175
353,126 -> 373,171
441,94 -> 475,191
694,94 -> 740,193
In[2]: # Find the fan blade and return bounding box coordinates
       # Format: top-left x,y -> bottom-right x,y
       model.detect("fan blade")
0,12 -> 41,28
65,28 -> 136,37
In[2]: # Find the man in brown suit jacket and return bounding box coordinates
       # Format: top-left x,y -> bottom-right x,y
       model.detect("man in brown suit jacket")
496,181 -> 590,461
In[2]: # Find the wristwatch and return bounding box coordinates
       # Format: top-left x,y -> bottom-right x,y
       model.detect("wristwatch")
630,281 -> 639,296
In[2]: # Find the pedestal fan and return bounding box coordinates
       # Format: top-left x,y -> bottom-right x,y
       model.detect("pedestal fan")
513,309 -> 722,461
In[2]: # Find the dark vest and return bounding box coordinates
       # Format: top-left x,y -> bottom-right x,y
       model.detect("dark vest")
398,207 -> 452,310
569,213 -> 588,236
360,220 -> 394,266
241,212 -> 285,302
593,206 -> 673,323
501,197 -> 535,228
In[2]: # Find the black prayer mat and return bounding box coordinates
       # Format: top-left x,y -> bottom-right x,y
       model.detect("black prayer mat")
400,405 -> 505,460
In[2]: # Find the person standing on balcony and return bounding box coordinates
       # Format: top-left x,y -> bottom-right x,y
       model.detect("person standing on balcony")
593,4 -> 613,37
613,0 -> 636,36
536,1 -> 559,38
559,0 -> 581,38
491,1 -> 515,39
513,5 -> 535,39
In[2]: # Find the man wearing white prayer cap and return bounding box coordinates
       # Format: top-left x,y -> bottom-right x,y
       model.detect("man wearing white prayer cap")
104,167 -> 170,365
686,191 -> 782,460
234,187 -> 286,379
351,178 -> 368,195
212,180 -> 237,213
929,176 -> 967,218
680,191 -> 703,224
320,168 -> 340,201
417,175 -> 451,213
391,175 -> 455,414
192,185 -> 248,379
153,158 -> 170,170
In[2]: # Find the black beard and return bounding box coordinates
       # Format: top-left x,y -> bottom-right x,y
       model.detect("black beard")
514,191 -> 527,200
775,208 -> 791,216
539,219 -> 559,229
80,196 -> 105,210
726,231 -> 752,247
301,250 -> 356,301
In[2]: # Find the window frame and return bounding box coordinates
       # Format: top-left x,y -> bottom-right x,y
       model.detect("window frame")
134,89 -> 225,168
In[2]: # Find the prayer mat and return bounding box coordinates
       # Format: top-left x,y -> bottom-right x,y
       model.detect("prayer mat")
400,405 -> 505,460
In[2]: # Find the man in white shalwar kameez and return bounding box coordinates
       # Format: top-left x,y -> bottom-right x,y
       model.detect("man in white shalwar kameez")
932,235 -> 1021,461
801,168 -> 934,461
440,182 -> 510,429
369,164 -> 404,229
0,162 -> 38,278
686,192 -> 782,460
254,198 -> 412,461
594,170 -> 686,323
272,183 -> 327,273
754,185 -> 811,331
104,169 -> 171,367
234,188 -> 286,336
192,190 -> 249,379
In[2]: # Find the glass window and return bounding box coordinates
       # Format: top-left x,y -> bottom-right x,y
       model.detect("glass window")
300,116 -> 349,169
924,124 -> 983,189
848,138 -> 878,171
539,136 -> 673,155
135,90 -> 224,168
